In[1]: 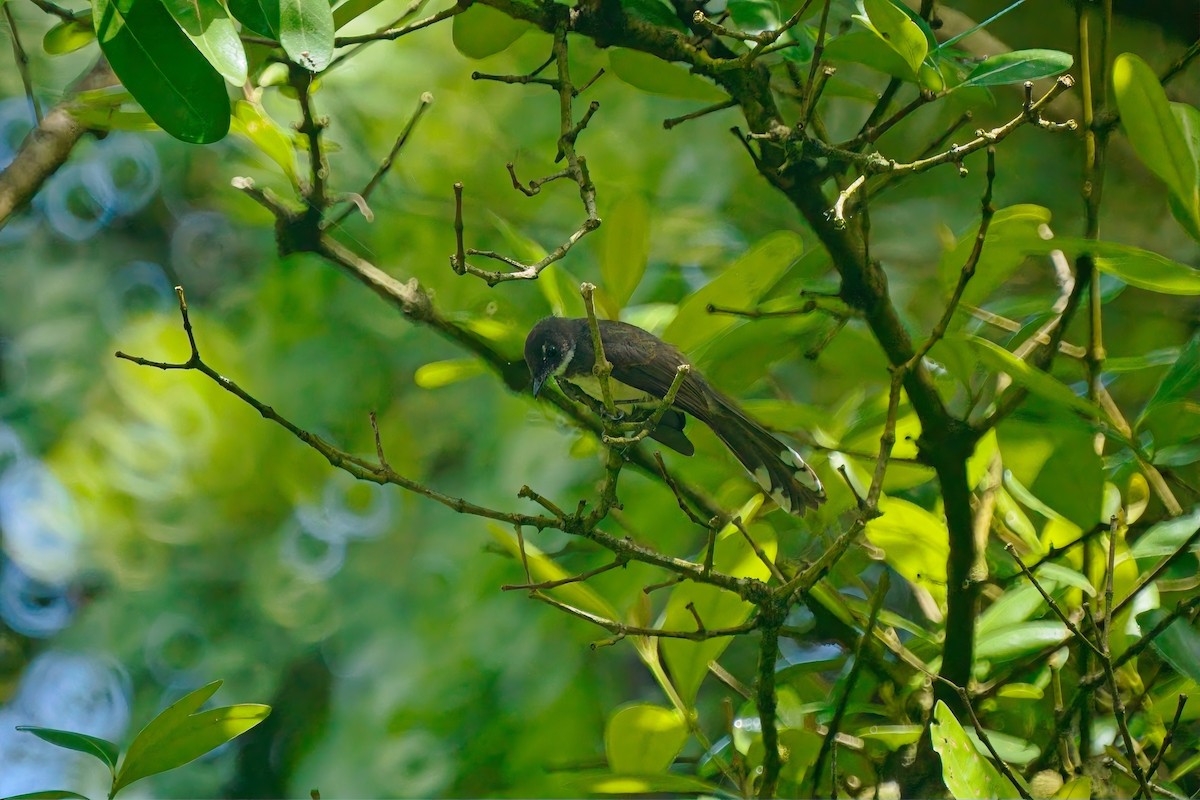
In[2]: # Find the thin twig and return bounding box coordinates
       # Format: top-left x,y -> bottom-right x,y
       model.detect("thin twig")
5,4 -> 42,124
501,557 -> 627,591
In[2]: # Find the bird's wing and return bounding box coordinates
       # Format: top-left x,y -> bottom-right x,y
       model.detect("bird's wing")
599,321 -> 714,422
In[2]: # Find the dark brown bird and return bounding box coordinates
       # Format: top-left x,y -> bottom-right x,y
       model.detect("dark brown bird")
524,317 -> 825,516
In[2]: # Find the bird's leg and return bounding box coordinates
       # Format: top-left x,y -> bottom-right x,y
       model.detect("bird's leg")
604,365 -> 690,447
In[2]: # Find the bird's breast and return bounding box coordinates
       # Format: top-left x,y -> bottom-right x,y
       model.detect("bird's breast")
568,374 -> 658,405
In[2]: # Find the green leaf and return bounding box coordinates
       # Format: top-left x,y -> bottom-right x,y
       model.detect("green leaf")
977,581 -> 1062,638
962,49 -> 1072,87
279,0 -> 335,71
938,204 -> 1052,311
114,700 -> 270,796
609,48 -> 726,101
858,0 -> 927,76
1137,608 -> 1200,684
15,726 -> 119,771
865,496 -> 948,607
1054,776 -> 1092,799
1112,53 -> 1198,212
486,524 -> 619,621
996,683 -> 1044,699
2,792 -> 93,799
414,358 -> 486,389
230,100 -> 300,185
93,0 -> 231,143
824,30 -> 916,82
572,773 -> 726,795
976,620 -> 1069,661
931,700 -> 1020,800
604,704 -> 688,774
1009,236 -> 1200,295
1034,563 -> 1095,597
600,193 -> 650,316
1140,331 -> 1200,426
661,496 -> 770,707
1168,102 -> 1200,241
968,336 -> 1104,420
663,231 -> 804,355
998,417 -> 1103,531
451,4 -> 528,59
858,724 -> 923,749
332,0 -> 389,29
1129,504 -> 1200,560
42,16 -> 95,55
621,0 -> 687,31
160,0 -> 248,84
961,728 -> 1040,766
227,0 -> 279,38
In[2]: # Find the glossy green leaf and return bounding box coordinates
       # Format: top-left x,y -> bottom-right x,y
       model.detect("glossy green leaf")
1106,347 -> 1180,373
661,496 -> 769,707
573,773 -> 725,795
976,620 -> 1069,661
865,496 -> 948,607
451,4 -> 528,59
1138,608 -> 1200,684
663,231 -> 803,355
487,524 -> 619,621
998,417 -> 1102,531
1035,563 -> 1095,597
1013,236 -> 1200,295
977,581 -> 1061,638
230,100 -> 300,184
114,701 -> 270,792
858,724 -> 923,749
824,30 -> 915,81
15,726 -> 119,771
962,728 -> 1039,766
604,704 -> 688,774
42,16 -> 95,55
962,49 -> 1072,87
279,0 -> 334,71
93,0 -> 230,143
1130,504 -> 1200,561
227,0 -> 279,38
600,194 -> 650,316
968,336 -> 1104,420
996,683 -> 1044,699
1113,53 -> 1198,213
858,0 -> 927,76
1054,776 -> 1092,799
161,0 -> 248,84
113,681 -> 248,792
1140,331 -> 1200,425
414,358 -> 486,389
609,48 -> 726,101
931,700 -> 1020,800
1168,102 -> 1200,240
2,792 -> 92,799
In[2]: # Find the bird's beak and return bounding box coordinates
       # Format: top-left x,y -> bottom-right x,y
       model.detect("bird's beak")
531,373 -> 546,398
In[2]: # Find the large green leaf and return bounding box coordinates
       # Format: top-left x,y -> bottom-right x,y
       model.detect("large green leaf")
600,194 -> 650,316
1168,102 -> 1200,240
93,0 -> 230,143
1137,608 -> 1200,684
931,701 -> 1020,800
997,416 -> 1103,531
451,4 -> 528,59
976,620 -> 1069,661
962,49 -> 1072,87
113,681 -> 270,793
663,231 -> 803,355
609,48 -> 726,101
1112,53 -> 1198,217
487,524 -> 619,621
604,704 -> 688,774
160,0 -> 248,84
1140,331 -> 1200,426
865,496 -> 948,607
15,726 -> 119,771
1012,236 -> 1200,295
226,0 -> 279,37
937,204 -> 1052,311
856,0 -> 927,76
968,336 -> 1104,420
279,0 -> 334,71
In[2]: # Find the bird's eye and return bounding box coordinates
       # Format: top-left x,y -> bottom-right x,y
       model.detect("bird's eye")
545,344 -> 558,359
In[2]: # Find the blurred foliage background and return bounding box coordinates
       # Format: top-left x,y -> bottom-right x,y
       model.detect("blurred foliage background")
0,0 -> 1197,796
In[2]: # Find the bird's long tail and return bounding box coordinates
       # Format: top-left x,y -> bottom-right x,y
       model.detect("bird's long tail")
711,410 -> 825,516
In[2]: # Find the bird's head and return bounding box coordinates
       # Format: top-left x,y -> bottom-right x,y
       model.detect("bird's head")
524,317 -> 576,397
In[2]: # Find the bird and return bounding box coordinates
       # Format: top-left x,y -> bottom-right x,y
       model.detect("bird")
524,316 -> 825,516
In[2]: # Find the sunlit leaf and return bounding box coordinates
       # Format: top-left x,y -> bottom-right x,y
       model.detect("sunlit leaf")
230,100 -> 300,185
15,726 -> 119,771
93,0 -> 230,143
858,724 -> 923,749
1168,102 -> 1200,240
931,701 -> 1020,800
161,0 -> 248,85
968,336 -> 1104,420
1014,237 -> 1200,295
609,48 -> 726,101
43,16 -> 95,55
865,496 -> 947,607
604,704 -> 688,774
487,524 -> 619,621
452,4 -> 528,59
414,358 -> 486,389
977,620 -> 1069,661
857,0 -> 927,76
1054,776 -> 1092,799
996,683 -> 1044,699
572,772 -> 725,795
938,204 -> 1052,312
1140,331 -> 1200,426
962,49 -> 1072,87
1112,53 -> 1198,216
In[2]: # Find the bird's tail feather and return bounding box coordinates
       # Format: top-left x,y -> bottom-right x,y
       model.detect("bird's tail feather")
712,413 -> 825,516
